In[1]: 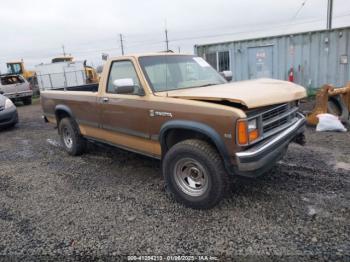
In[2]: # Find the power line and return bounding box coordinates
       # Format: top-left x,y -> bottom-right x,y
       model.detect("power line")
170,12 -> 350,43
2,12 -> 349,61
291,0 -> 308,20
110,11 -> 350,49
72,47 -> 120,55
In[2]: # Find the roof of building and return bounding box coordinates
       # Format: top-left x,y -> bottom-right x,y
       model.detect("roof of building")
195,26 -> 350,48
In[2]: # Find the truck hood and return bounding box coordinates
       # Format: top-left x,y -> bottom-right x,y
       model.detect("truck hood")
155,78 -> 307,108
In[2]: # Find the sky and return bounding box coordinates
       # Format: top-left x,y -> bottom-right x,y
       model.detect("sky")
0,0 -> 349,72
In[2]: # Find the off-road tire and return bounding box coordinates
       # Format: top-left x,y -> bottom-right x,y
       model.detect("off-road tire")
58,117 -> 86,156
163,139 -> 229,209
22,97 -> 32,105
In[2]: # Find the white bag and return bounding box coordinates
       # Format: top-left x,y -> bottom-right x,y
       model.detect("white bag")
316,113 -> 347,132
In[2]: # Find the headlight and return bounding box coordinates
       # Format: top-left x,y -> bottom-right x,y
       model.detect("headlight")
236,117 -> 260,146
4,98 -> 14,109
248,119 -> 257,131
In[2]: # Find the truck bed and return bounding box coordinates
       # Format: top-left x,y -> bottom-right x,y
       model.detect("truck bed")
54,83 -> 99,92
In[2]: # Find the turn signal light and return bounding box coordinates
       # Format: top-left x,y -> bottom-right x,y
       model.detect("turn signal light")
249,129 -> 259,142
237,119 -> 260,145
237,120 -> 248,145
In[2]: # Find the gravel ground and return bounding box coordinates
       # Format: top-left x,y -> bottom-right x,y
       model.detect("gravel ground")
0,101 -> 349,261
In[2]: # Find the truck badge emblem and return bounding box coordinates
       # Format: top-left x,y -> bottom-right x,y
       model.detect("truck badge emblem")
149,110 -> 172,118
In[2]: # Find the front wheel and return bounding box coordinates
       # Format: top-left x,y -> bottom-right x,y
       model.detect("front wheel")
58,118 -> 86,156
162,139 -> 229,209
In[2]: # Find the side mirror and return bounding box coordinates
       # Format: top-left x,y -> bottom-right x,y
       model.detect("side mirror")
220,71 -> 233,82
113,78 -> 135,94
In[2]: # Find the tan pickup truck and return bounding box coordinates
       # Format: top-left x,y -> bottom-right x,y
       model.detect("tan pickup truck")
41,53 -> 307,209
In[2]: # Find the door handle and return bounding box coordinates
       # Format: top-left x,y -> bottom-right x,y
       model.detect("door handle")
102,97 -> 109,103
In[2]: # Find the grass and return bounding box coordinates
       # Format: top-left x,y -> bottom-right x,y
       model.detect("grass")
32,96 -> 40,104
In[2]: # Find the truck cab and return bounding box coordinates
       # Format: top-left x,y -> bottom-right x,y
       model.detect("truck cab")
6,61 -> 36,82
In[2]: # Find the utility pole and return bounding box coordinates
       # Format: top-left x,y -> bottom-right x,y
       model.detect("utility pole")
327,0 -> 333,30
62,45 -> 66,57
165,28 -> 169,52
120,34 -> 124,55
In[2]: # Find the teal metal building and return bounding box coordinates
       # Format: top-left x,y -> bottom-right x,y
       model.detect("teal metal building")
195,27 -> 350,90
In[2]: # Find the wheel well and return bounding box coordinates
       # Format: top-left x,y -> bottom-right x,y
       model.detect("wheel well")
163,128 -> 217,155
55,109 -> 70,125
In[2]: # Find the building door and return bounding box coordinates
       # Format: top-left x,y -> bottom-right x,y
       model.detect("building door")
248,46 -> 273,79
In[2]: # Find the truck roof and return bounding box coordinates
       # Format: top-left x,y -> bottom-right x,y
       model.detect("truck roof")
110,52 -> 193,59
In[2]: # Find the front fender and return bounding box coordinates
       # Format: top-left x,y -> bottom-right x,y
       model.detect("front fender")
159,120 -> 231,170
55,104 -> 74,118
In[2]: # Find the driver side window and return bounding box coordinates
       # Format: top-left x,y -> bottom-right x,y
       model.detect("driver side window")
107,60 -> 141,94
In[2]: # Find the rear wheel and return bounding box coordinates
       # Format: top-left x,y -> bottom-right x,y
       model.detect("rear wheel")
58,118 -> 86,156
163,139 -> 229,209
22,97 -> 32,105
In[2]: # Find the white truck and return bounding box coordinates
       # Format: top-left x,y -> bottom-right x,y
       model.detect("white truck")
0,74 -> 33,105
35,61 -> 87,90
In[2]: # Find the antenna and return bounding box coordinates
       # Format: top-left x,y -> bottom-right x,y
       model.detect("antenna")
119,34 -> 124,55
62,45 -> 66,57
164,19 -> 169,52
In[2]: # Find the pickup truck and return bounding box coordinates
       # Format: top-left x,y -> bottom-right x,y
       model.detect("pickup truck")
0,74 -> 33,105
41,53 -> 307,209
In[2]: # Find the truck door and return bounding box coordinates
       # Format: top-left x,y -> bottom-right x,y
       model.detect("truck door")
99,60 -> 156,156
15,75 -> 30,95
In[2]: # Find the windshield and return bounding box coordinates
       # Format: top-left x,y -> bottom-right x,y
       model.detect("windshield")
7,63 -> 22,74
1,75 -> 24,85
139,55 -> 226,92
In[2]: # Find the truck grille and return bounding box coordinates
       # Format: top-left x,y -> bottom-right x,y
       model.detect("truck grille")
263,117 -> 289,133
247,102 -> 299,144
262,103 -> 298,134
262,103 -> 299,137
262,103 -> 289,122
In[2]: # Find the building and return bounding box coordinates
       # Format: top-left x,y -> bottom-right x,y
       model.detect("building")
194,27 -> 350,90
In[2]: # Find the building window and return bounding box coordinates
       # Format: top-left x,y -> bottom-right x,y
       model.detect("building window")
205,53 -> 217,70
204,51 -> 230,72
218,51 -> 230,72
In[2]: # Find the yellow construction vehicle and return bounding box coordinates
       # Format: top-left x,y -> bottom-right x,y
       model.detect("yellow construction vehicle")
306,82 -> 350,126
6,61 -> 36,83
84,65 -> 99,84
51,56 -> 74,63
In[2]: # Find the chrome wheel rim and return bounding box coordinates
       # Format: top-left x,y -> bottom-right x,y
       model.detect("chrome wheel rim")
174,158 -> 208,197
62,127 -> 73,149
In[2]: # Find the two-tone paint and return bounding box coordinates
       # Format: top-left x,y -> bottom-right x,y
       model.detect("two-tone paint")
41,53 -> 306,176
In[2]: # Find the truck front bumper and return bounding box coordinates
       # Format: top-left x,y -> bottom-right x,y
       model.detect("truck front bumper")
6,91 -> 33,100
234,113 -> 306,177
